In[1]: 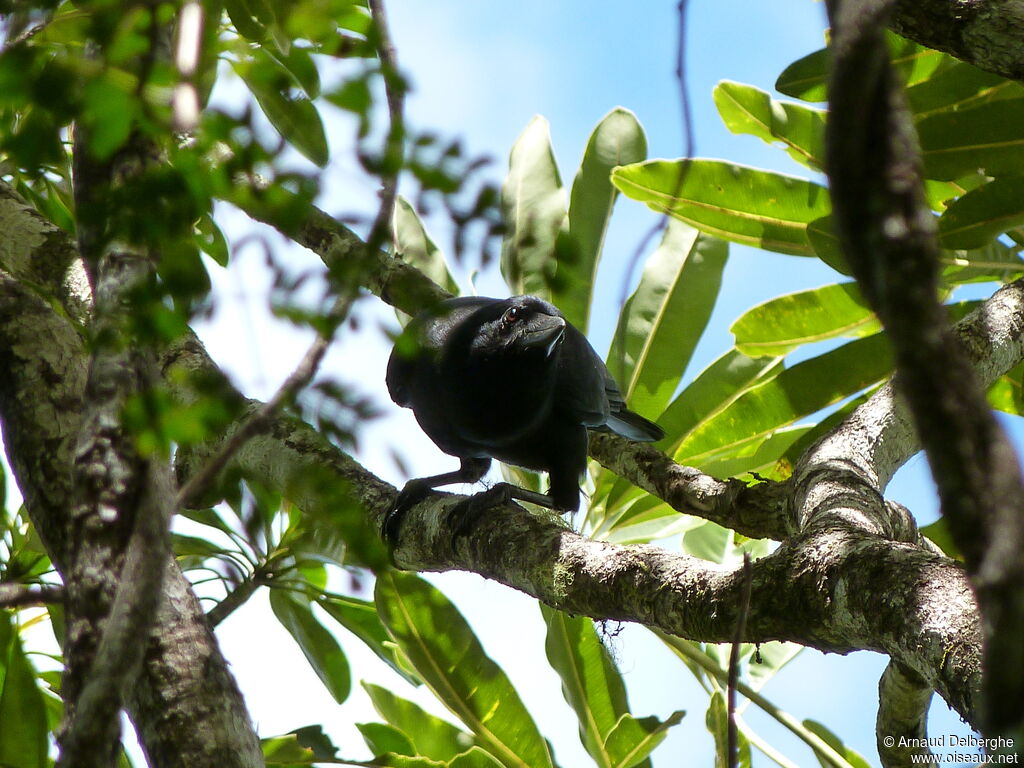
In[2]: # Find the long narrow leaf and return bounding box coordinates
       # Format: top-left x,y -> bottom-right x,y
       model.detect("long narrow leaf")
714,81 -> 825,169
0,614 -> 51,768
562,108 -> 647,332
917,98 -> 1024,181
376,572 -> 554,768
937,177 -> 1024,249
674,335 -> 892,467
658,349 -> 784,454
319,594 -> 420,685
612,160 -> 830,257
540,605 -> 631,767
363,682 -> 476,762
607,220 -> 727,419
269,590 -> 351,703
730,282 -> 878,357
500,116 -> 567,299
392,196 -> 459,296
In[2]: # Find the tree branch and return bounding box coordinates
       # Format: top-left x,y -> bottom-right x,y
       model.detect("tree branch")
0,181 -> 263,768
877,661 -> 933,768
0,582 -> 63,608
889,0 -> 1024,81
826,0 -> 1024,738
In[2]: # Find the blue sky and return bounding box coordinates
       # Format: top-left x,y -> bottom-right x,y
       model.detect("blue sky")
195,1 -> 990,766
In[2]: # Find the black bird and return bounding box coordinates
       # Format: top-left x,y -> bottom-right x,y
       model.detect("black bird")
384,295 -> 663,542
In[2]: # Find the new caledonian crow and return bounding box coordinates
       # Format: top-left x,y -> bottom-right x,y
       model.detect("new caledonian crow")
384,295 -> 664,543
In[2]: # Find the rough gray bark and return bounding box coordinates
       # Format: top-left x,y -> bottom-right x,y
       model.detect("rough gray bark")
890,0 -> 1024,81
827,0 -> 1024,749
0,184 -> 263,768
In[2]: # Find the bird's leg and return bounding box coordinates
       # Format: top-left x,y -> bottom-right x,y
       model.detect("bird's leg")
383,457 -> 491,546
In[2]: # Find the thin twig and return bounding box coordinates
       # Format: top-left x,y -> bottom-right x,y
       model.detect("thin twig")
366,0 -> 406,254
727,552 -> 754,768
176,296 -> 354,508
0,582 -> 64,608
615,0 -> 694,380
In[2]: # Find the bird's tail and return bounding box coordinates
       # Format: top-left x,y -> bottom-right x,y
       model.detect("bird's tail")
605,408 -> 664,442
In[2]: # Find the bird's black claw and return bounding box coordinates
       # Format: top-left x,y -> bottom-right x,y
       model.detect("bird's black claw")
383,482 -> 430,547
447,485 -> 512,539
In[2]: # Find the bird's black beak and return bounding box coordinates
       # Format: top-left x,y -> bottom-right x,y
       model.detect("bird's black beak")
518,314 -> 566,356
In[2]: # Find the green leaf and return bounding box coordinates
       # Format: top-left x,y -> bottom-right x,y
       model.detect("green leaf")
81,73 -> 135,160
268,590 -> 351,703
375,572 -> 554,768
937,177 -> 1024,249
195,212 -> 230,267
745,641 -> 804,691
540,605 -> 629,767
730,282 -> 878,357
603,710 -> 685,768
918,98 -> 1024,181
447,747 -> 506,768
233,52 -> 329,167
607,220 -> 727,420
990,361 -> 1024,417
906,60 -> 1024,118
941,240 -> 1024,284
918,518 -> 962,560
699,425 -> 811,481
319,595 -> 420,685
0,614 -> 49,768
705,692 -> 751,768
362,682 -> 476,761
713,81 -> 826,169
562,108 -> 647,332
683,521 -> 772,565
806,215 -> 851,275
392,196 -> 459,296
500,116 -> 568,298
802,720 -> 872,768
357,722 -> 416,758
658,349 -> 784,454
612,159 -> 830,257
674,335 -> 892,467
265,45 -> 321,100
775,32 -> 944,103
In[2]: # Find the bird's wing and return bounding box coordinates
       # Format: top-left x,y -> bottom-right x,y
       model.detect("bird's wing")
386,297 -> 497,406
555,323 -> 612,426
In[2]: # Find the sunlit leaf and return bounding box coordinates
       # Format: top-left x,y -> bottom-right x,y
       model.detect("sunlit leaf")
906,60 -> 1024,117
658,349 -> 784,455
612,160 -> 830,257
375,572 -> 554,768
541,605 -> 630,766
363,682 -> 476,761
775,31 -> 944,103
918,98 -> 1024,181
603,710 -> 685,768
674,335 -> 891,467
562,107 -> 647,332
714,81 -> 825,169
392,196 -> 459,297
730,282 -> 878,357
937,177 -> 1024,249
500,116 -> 568,298
607,220 -> 727,420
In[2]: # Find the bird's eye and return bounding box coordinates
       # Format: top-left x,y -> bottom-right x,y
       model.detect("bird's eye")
506,307 -> 520,322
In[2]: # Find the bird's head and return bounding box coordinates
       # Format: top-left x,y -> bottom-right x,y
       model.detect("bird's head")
468,296 -> 566,359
